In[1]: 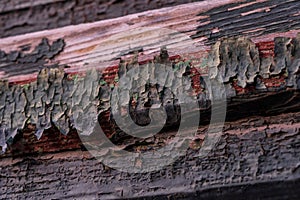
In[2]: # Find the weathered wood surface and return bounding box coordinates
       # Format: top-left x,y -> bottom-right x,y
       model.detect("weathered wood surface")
0,0 -> 300,199
2,33 -> 300,152
1,88 -> 300,158
0,0 -> 299,83
0,0 -> 235,82
193,0 -> 300,44
1,112 -> 300,199
0,0 -> 202,38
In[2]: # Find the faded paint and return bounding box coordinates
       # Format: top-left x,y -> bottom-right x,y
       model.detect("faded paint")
1,34 -> 300,152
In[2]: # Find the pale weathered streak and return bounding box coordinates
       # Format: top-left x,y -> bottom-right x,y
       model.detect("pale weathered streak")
0,0 -> 300,84
0,0 -> 244,82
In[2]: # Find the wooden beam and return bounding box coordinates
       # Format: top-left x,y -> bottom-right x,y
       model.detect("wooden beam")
0,0 -> 201,38
1,1 -> 300,199
0,0 -> 300,83
1,112 -> 300,199
0,0 -> 300,150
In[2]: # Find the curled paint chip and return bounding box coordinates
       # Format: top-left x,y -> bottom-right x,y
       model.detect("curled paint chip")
1,34 -> 300,152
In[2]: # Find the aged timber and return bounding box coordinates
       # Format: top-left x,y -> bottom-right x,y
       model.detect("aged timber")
0,1 -> 299,84
1,112 -> 300,199
1,0 -> 300,199
193,0 -> 300,44
1,35 -> 300,155
0,0 -> 202,38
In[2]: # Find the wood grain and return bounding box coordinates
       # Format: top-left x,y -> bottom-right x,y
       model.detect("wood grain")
0,0 -> 300,84
1,112 -> 300,199
0,0 -> 202,38
193,0 -> 300,44
0,1 -> 300,199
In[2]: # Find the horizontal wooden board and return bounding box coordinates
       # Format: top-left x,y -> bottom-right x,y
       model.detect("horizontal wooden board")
0,1 -> 300,199
1,112 -> 300,199
0,0 -> 202,38
0,0 -> 300,150
0,0 -> 300,83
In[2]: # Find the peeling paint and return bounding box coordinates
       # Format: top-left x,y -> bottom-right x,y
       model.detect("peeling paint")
1,34 -> 300,152
207,34 -> 300,91
208,37 -> 260,88
0,49 -> 196,152
0,38 -> 65,81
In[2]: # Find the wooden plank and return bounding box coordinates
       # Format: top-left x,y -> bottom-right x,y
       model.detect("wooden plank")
0,0 -> 300,150
1,89 -> 299,157
0,0 -> 201,38
1,112 -> 300,199
0,0 -> 300,83
0,0 -> 238,82
0,1 -> 300,199
0,0 -> 64,13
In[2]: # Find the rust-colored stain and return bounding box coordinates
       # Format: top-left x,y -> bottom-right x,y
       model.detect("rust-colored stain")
76,44 -> 98,54
256,41 -> 275,58
263,75 -> 286,88
190,67 -> 202,95
2,127 -> 82,158
102,65 -> 119,85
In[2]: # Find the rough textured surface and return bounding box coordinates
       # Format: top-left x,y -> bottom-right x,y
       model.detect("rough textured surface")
131,179 -> 300,199
2,35 -> 300,153
2,88 -> 300,158
0,0 -> 202,38
0,38 -> 65,79
0,112 -> 300,199
208,34 -> 300,89
1,1 -> 300,198
208,37 -> 260,88
0,49 -> 194,152
1,0 -> 299,83
193,0 -> 300,44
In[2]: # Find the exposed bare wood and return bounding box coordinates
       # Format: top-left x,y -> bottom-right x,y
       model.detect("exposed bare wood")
0,0 -> 300,83
1,1 -> 300,199
0,0 -> 201,38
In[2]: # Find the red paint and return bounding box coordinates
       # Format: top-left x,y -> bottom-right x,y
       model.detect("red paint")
138,59 -> 152,65
102,65 -> 119,84
10,77 -> 38,85
169,55 -> 181,60
256,41 -> 275,58
5,46 -> 288,98
263,75 -> 286,88
190,67 -> 202,95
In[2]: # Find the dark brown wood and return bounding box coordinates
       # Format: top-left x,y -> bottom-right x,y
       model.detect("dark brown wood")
1,112 -> 300,199
1,0 -> 300,199
193,0 -> 300,44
